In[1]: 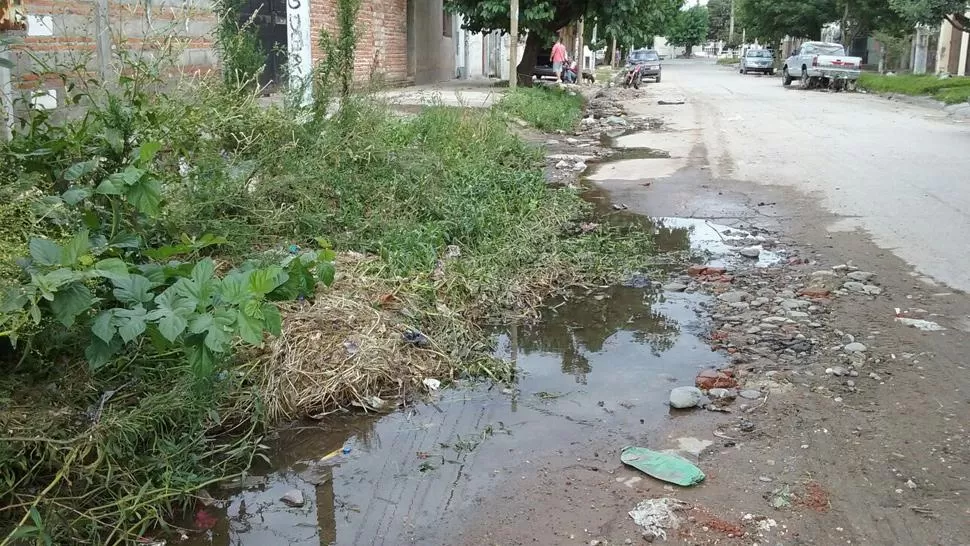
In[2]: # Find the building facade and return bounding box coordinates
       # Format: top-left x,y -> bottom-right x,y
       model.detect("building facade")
1,0 -> 457,133
936,13 -> 970,75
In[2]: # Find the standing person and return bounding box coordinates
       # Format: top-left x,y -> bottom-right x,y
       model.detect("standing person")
551,36 -> 568,83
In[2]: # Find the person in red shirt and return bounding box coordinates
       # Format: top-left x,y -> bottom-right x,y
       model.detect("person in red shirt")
551,37 -> 568,83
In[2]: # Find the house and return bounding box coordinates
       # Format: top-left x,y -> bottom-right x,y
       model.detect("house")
936,12 -> 970,75
1,0 -> 458,133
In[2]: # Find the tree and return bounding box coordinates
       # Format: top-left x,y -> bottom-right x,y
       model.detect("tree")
890,0 -> 968,31
667,5 -> 709,57
446,0 -> 682,85
838,0 -> 909,49
738,0 -> 838,45
707,0 -> 733,43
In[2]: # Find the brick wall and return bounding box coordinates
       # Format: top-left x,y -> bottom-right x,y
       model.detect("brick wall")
309,0 -> 409,85
6,0 -> 217,102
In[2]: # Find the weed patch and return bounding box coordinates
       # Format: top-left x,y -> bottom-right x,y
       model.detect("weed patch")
0,27 -> 655,546
497,86 -> 584,132
858,73 -> 970,104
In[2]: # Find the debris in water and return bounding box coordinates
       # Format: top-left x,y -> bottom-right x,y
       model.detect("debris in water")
895,317 -> 945,331
620,446 -> 706,486
280,489 -> 306,507
657,98 -> 686,105
628,497 -> 690,540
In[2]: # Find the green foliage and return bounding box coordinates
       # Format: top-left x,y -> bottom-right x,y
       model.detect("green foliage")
889,0 -> 967,25
667,5 -> 710,56
315,0 -> 362,112
592,0 -> 683,51
497,86 -> 584,132
707,0 -> 733,42
214,0 -> 266,89
858,73 -> 970,103
738,0 -> 838,43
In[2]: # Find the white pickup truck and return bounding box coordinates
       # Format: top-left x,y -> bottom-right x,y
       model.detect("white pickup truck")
782,41 -> 861,90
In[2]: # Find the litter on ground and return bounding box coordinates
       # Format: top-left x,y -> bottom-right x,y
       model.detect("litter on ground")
628,497 -> 690,540
621,446 -> 706,486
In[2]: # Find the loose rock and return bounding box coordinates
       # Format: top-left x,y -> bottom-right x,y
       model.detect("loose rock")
739,389 -> 762,400
663,282 -> 689,292
844,342 -> 867,353
281,489 -> 305,507
718,291 -> 749,304
739,246 -> 761,258
669,386 -> 703,409
847,271 -> 875,282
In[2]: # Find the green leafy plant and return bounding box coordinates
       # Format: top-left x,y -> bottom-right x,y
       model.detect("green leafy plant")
2,230 -> 335,373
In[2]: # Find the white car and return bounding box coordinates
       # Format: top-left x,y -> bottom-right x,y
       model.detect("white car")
740,49 -> 775,75
782,41 -> 861,90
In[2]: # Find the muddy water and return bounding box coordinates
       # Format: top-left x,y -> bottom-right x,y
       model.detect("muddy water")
182,129 -> 743,546
184,286 -> 724,546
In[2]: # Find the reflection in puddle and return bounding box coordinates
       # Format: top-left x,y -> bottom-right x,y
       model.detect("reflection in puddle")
182,289 -> 721,546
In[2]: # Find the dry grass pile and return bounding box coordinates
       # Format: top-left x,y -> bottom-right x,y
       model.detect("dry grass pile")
255,254 -> 454,421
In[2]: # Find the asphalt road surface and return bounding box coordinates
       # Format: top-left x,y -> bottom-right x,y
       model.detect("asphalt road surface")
634,59 -> 970,292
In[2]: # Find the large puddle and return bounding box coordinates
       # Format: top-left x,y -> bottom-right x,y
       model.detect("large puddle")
179,129 -> 762,545
183,287 -> 723,545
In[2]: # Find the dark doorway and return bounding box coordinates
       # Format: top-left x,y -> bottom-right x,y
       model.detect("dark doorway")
239,0 -> 288,90
406,0 -> 415,80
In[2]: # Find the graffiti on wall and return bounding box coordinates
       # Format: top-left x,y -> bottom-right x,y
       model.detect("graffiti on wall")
286,0 -> 312,104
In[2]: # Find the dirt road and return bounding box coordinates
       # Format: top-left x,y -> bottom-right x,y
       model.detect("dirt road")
188,66 -> 970,546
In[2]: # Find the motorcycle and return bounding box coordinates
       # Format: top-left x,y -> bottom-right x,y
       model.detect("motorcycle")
624,63 -> 643,89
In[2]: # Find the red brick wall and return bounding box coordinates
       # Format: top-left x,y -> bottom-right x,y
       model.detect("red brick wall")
309,0 -> 410,84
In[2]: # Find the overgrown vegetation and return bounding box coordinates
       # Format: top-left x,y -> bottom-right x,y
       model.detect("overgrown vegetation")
497,86 -> 585,132
858,73 -> 970,104
213,0 -> 265,89
717,56 -> 740,65
0,1 -> 656,543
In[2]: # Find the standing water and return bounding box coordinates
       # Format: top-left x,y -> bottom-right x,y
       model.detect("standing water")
183,285 -> 725,545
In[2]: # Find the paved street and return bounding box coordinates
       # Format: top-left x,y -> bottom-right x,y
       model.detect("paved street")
625,59 -> 970,291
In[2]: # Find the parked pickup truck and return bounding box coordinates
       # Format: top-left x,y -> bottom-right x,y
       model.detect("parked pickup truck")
782,41 -> 861,90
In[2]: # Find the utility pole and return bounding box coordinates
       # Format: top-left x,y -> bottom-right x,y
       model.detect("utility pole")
509,0 -> 519,88
728,0 -> 735,45
576,17 -> 584,70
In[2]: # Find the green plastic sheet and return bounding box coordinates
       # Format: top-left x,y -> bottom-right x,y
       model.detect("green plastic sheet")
620,446 -> 705,487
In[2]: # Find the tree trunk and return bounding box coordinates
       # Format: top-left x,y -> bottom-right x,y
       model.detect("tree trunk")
515,32 -> 541,87
685,44 -> 693,58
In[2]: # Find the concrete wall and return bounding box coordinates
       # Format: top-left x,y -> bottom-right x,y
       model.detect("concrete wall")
3,0 -> 217,110
936,15 -> 970,75
411,0 -> 454,84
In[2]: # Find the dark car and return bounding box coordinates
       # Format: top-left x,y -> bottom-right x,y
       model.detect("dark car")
533,48 -> 595,83
627,49 -> 662,82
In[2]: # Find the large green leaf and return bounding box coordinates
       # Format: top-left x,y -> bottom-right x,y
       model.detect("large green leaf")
60,229 -> 91,266
235,308 -> 264,345
112,275 -> 155,305
101,128 -> 125,155
51,283 -> 94,327
29,238 -> 63,266
92,311 -> 117,343
115,306 -> 148,343
219,272 -> 250,305
247,266 -> 287,296
90,258 -> 129,281
62,187 -> 92,206
95,174 -> 125,196
262,303 -> 283,336
150,289 -> 196,342
137,141 -> 163,165
317,261 -> 336,287
63,159 -> 101,182
86,337 -> 122,370
127,176 -> 162,216
186,341 -> 216,378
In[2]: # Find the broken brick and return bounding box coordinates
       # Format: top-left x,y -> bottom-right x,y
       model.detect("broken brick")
695,369 -> 738,390
798,287 -> 831,298
687,265 -> 707,277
